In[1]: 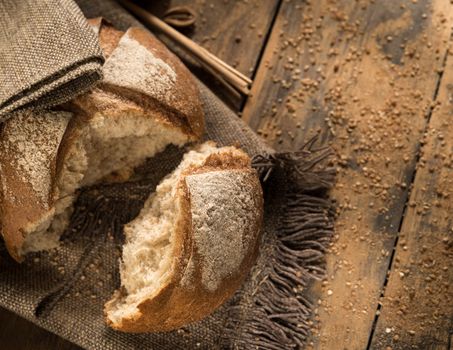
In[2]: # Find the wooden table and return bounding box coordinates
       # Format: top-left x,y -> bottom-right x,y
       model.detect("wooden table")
1,0 -> 452,349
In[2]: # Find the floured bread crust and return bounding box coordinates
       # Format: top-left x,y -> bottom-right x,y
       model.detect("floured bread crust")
0,111 -> 72,261
105,142 -> 263,332
72,20 -> 204,139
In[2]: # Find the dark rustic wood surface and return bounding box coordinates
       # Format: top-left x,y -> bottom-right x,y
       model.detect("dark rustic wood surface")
1,0 -> 452,349
370,45 -> 453,350
242,0 -> 453,349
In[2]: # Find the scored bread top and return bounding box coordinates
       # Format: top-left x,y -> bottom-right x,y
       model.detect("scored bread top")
184,170 -> 260,292
69,19 -> 204,139
180,147 -> 263,294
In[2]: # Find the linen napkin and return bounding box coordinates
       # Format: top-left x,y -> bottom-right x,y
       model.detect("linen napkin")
0,0 -> 104,121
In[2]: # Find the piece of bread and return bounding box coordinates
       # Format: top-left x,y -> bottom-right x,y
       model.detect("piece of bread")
104,142 -> 263,332
0,111 -> 73,260
0,19 -> 204,261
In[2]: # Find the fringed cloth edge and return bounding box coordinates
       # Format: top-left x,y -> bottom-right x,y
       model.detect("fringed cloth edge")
32,137 -> 336,349
224,136 -> 336,349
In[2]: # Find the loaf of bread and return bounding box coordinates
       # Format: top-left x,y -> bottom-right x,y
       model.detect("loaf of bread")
104,142 -> 263,332
0,19 -> 204,261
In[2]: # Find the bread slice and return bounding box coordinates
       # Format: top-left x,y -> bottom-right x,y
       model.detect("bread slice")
0,20 -> 204,261
0,110 -> 73,259
105,142 -> 263,332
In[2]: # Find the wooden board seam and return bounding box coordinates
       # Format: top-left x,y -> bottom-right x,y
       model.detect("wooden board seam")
239,0 -> 284,112
365,35 -> 453,350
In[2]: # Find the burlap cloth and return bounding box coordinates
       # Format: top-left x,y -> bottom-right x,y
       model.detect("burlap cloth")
0,1 -> 335,349
0,0 -> 104,121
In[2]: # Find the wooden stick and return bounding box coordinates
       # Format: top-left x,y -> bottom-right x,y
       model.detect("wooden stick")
205,50 -> 252,84
117,0 -> 251,96
197,58 -> 243,101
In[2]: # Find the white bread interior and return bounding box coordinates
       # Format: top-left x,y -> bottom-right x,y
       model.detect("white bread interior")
106,142 -> 220,324
19,113 -> 189,256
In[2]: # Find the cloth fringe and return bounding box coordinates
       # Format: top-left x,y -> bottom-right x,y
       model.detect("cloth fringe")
34,137 -> 336,350
224,137 -> 336,349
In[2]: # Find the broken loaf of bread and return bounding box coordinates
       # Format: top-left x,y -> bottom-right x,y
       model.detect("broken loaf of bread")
0,19 -> 204,261
105,142 -> 263,332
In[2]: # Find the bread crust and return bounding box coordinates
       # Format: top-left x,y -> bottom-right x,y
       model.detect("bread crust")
0,19 -> 204,261
0,111 -> 71,261
105,148 -> 263,332
86,18 -> 122,59
66,22 -> 204,139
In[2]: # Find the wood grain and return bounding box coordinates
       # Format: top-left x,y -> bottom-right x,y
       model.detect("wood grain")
0,307 -> 81,350
138,0 -> 281,109
242,0 -> 453,349
370,48 -> 453,350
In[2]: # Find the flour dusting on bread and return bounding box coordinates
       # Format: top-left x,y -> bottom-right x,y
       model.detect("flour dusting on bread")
186,170 -> 256,291
102,30 -> 177,103
105,142 -> 263,332
108,143 -> 225,322
1,111 -> 71,206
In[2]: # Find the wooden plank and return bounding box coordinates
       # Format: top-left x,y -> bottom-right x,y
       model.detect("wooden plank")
370,50 -> 453,350
139,0 -> 281,109
242,0 -> 453,349
0,307 -> 81,350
